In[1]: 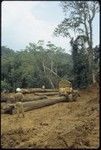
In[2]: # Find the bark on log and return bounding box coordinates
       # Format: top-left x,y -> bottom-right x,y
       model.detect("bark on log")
1,93 -> 9,102
23,96 -> 67,112
21,88 -> 58,94
22,95 -> 47,102
1,104 -> 14,114
34,92 -> 59,96
1,94 -> 47,103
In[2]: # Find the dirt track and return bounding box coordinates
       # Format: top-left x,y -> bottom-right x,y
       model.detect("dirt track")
1,85 -> 99,148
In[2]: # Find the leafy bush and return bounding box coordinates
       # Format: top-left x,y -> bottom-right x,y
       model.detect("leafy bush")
1,80 -> 11,92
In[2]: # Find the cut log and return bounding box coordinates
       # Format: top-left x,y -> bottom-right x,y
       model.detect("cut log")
21,88 -> 58,94
1,104 -> 14,114
22,95 -> 48,102
1,94 -> 47,103
34,92 -> 59,96
1,93 -> 9,102
23,96 -> 67,112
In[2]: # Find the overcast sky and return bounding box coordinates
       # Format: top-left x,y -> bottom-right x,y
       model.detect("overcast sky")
1,1 -> 100,54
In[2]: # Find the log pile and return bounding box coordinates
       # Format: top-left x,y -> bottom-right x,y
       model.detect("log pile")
1,86 -> 79,115
1,93 -> 48,103
1,96 -> 67,114
1,88 -> 60,114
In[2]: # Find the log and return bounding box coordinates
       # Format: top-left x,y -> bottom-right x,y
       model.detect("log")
23,96 -> 67,112
22,95 -> 48,102
1,103 -> 14,114
34,92 -> 59,96
21,88 -> 58,94
1,93 -> 9,102
1,94 -> 47,103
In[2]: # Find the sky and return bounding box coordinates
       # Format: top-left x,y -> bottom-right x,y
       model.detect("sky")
1,1 -> 100,54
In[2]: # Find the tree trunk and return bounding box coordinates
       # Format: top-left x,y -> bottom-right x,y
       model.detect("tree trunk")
22,95 -> 48,102
44,65 -> 60,79
23,96 -> 67,112
84,13 -> 95,84
21,88 -> 58,94
92,72 -> 96,83
87,20 -> 95,84
34,92 -> 59,96
49,77 -> 55,89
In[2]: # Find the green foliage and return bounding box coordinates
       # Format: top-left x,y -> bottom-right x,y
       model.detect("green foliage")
2,42 -> 99,90
1,43 -> 73,91
93,46 -> 99,69
71,36 -> 90,88
92,45 -> 100,79
1,80 -> 11,91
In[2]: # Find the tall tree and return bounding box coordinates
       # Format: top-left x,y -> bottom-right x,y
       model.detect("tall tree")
54,1 -> 99,83
93,45 -> 100,81
70,35 -> 89,88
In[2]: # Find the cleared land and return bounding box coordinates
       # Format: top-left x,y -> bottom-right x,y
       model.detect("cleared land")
1,85 -> 99,148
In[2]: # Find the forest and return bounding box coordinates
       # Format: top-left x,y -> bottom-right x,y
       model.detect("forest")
1,1 -> 99,91
1,41 -> 73,91
1,40 -> 99,92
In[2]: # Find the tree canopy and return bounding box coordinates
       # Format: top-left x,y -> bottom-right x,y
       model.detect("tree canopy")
1,41 -> 73,91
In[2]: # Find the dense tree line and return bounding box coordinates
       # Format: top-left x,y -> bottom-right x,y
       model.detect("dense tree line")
1,41 -> 99,91
1,41 -> 73,91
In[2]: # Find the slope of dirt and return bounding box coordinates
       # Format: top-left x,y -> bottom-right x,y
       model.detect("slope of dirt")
1,85 -> 100,148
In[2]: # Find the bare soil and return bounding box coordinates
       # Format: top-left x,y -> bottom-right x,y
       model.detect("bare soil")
1,85 -> 100,148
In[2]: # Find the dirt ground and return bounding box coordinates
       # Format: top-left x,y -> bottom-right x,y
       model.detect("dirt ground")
1,85 -> 100,148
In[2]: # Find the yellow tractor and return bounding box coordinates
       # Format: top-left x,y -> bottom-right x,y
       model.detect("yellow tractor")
59,80 -> 80,101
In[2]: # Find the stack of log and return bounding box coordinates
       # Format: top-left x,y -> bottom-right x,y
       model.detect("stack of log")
1,86 -> 80,115
1,96 -> 67,114
1,89 -> 59,103
1,87 -> 69,114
